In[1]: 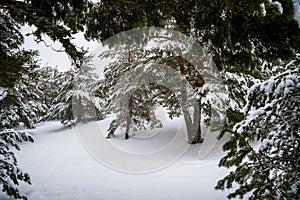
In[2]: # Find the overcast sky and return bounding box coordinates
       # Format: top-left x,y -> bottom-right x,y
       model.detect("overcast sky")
22,25 -> 101,72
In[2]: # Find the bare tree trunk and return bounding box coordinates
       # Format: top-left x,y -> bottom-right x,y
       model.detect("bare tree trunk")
180,79 -> 195,144
175,26 -> 196,144
125,48 -> 132,140
192,99 -> 204,144
174,26 -> 204,144
125,94 -> 132,140
125,118 -> 130,139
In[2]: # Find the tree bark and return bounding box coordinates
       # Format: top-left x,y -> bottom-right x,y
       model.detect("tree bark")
175,27 -> 195,144
178,77 -> 194,143
125,94 -> 132,140
125,48 -> 132,140
175,26 -> 203,144
192,99 -> 204,144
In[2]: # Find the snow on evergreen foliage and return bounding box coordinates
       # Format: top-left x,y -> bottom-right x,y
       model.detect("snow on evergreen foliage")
0,70 -> 48,130
46,69 -> 75,125
222,71 -> 260,127
103,48 -> 165,138
46,60 -> 105,126
34,66 -> 61,111
100,29 -> 227,142
0,69 -> 41,199
0,129 -> 33,200
216,59 -> 300,199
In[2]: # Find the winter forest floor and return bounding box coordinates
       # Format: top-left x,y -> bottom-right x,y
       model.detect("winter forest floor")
0,117 -> 233,200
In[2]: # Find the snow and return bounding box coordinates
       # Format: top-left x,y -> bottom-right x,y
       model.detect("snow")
0,119 -> 230,200
261,3 -> 266,16
272,1 -> 283,14
268,0 -> 283,14
265,77 -> 274,98
293,0 -> 300,26
0,87 -> 6,101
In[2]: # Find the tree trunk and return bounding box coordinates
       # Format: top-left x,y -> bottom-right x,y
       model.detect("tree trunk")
125,94 -> 132,140
179,79 -> 195,144
77,95 -> 82,122
125,115 -> 130,139
192,99 -> 204,144
175,28 -> 196,144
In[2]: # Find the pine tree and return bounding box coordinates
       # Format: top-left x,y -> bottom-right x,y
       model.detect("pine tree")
0,73 -> 39,199
102,47 -> 163,139
47,59 -> 105,126
0,1 -> 94,199
215,59 -> 300,199
0,128 -> 33,200
222,71 -> 261,128
99,28 -> 227,143
34,66 -> 61,110
0,11 -> 37,89
85,0 -> 300,145
1,0 -> 91,68
86,0 -> 300,71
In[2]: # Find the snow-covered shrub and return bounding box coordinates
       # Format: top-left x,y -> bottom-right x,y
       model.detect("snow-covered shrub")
216,60 -> 300,199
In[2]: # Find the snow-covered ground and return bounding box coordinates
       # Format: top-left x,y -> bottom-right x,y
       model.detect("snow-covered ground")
0,118 -> 231,200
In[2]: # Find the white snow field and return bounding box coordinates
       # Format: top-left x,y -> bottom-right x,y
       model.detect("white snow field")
0,116 -> 231,200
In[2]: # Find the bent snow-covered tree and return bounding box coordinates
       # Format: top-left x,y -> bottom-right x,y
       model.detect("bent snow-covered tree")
100,28 -> 226,143
103,48 -> 163,139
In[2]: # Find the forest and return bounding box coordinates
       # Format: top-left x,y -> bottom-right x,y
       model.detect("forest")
0,0 -> 299,199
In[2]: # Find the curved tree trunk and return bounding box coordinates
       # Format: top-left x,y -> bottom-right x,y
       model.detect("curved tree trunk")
175,29 -> 201,144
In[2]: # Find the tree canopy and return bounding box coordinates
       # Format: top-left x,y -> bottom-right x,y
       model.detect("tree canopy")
86,0 -> 300,73
0,0 -> 91,88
